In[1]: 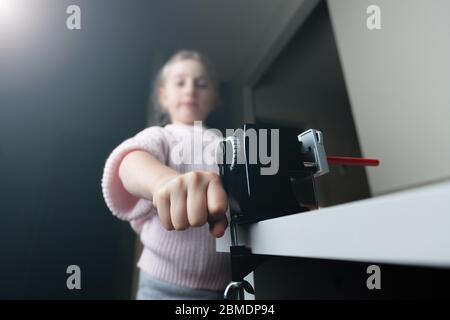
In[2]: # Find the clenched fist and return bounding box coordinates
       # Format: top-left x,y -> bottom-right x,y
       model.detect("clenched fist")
152,171 -> 229,238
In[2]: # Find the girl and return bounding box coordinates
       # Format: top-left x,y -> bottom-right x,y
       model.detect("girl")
101,50 -> 231,300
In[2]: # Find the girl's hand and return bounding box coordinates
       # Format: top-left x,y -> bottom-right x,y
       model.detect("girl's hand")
152,171 -> 229,238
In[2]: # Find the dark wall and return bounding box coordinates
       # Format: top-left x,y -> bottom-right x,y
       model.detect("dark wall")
0,0 -> 157,299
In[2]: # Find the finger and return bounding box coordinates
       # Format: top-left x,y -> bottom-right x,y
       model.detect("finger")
206,174 -> 229,220
170,184 -> 188,230
209,215 -> 228,238
154,190 -> 173,230
187,183 -> 208,227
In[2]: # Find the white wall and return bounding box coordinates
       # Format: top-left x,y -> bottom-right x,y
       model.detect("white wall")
327,0 -> 450,195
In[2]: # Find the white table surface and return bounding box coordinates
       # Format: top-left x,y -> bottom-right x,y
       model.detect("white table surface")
217,180 -> 450,268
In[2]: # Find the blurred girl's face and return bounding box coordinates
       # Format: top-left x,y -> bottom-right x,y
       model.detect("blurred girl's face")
159,59 -> 216,125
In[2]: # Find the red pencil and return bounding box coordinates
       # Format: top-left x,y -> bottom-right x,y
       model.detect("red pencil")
327,156 -> 380,167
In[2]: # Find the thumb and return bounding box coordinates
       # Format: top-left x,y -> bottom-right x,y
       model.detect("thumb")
209,215 -> 228,238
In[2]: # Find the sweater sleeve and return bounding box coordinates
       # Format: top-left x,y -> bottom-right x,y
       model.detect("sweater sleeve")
101,126 -> 169,222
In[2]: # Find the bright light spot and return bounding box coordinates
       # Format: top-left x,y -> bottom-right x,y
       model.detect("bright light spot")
0,0 -> 58,92
0,0 -> 35,47
0,0 -> 24,28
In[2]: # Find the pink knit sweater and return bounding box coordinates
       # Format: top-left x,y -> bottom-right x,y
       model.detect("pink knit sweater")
101,123 -> 231,290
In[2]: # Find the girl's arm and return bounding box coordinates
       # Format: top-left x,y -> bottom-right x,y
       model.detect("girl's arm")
119,150 -> 178,201
119,150 -> 228,238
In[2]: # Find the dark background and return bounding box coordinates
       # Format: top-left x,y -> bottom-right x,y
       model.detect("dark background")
1,1 -> 155,299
